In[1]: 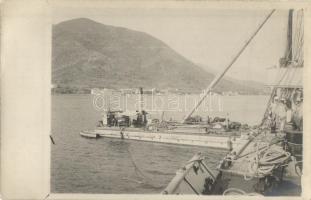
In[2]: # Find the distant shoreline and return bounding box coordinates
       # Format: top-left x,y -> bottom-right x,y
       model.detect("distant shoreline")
51,87 -> 270,96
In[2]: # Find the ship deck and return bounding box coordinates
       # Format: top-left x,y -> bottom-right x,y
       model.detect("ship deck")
219,131 -> 285,178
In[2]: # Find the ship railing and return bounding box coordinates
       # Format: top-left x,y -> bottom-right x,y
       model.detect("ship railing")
162,152 -> 216,195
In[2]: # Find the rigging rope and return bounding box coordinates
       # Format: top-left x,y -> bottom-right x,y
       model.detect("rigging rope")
293,10 -> 304,63
124,144 -> 163,188
293,11 -> 301,60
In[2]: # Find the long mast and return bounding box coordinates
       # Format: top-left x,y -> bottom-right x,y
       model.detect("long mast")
287,9 -> 294,61
182,9 -> 276,123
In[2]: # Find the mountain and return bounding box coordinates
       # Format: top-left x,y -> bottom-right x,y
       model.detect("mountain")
52,18 -> 266,94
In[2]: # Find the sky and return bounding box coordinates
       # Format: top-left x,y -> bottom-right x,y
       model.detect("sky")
53,5 -> 290,83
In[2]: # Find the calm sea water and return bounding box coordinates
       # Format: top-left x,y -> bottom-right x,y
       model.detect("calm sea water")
51,94 -> 269,194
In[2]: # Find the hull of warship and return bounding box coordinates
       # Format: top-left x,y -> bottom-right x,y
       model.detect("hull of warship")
162,130 -> 302,196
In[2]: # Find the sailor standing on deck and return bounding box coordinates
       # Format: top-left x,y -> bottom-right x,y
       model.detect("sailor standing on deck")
268,96 -> 278,132
102,113 -> 107,126
207,116 -> 211,124
227,136 -> 233,152
226,113 -> 230,129
292,91 -> 303,131
271,96 -> 278,116
278,98 -> 287,132
285,99 -> 292,123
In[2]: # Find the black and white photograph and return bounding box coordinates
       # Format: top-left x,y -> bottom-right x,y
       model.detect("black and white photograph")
1,1 -> 309,198
50,5 -> 304,196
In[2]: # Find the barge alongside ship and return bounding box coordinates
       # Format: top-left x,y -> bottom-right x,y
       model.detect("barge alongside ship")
81,88 -> 248,150
79,22 -> 254,149
81,125 -> 250,149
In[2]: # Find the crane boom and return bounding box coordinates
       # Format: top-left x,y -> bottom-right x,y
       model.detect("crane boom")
182,9 -> 275,123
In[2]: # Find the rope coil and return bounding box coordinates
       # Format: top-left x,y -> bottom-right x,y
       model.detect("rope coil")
243,144 -> 291,180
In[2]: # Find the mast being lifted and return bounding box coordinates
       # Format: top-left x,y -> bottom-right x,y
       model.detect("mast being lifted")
182,9 -> 275,123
